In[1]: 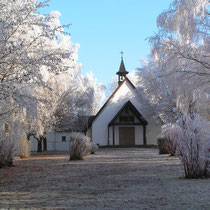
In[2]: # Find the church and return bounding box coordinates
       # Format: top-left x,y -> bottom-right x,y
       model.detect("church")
87,55 -> 161,146
30,55 -> 161,152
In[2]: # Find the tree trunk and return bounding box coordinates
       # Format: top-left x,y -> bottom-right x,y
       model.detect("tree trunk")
27,134 -> 30,141
37,138 -> 42,152
43,137 -> 47,151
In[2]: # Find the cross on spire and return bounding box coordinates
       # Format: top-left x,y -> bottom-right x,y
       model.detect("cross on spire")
120,51 -> 124,59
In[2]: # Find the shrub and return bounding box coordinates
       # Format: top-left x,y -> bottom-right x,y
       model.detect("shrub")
162,124 -> 182,156
90,143 -> 98,154
157,137 -> 169,154
19,136 -> 30,158
0,137 -> 16,168
177,114 -> 210,178
69,133 -> 90,160
163,114 -> 210,179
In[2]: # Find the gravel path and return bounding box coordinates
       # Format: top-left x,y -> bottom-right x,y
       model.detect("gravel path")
0,148 -> 209,209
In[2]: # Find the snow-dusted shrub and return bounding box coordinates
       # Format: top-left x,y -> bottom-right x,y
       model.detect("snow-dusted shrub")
69,133 -> 90,160
19,136 -> 30,158
176,114 -> 210,178
163,114 -> 210,178
162,124 -> 181,156
0,137 -> 17,168
0,120 -> 21,167
90,143 -> 98,154
157,137 -> 169,154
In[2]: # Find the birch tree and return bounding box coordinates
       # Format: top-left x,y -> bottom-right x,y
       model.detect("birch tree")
53,72 -> 106,133
0,0 -> 76,124
138,0 -> 210,122
0,0 -> 106,155
0,0 -> 79,155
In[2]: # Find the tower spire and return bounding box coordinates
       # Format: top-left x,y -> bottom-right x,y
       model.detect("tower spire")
116,51 -> 129,86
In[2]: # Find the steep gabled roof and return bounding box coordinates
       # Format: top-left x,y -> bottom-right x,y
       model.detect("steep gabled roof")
88,77 -> 136,128
108,100 -> 148,126
116,58 -> 129,75
54,115 -> 89,132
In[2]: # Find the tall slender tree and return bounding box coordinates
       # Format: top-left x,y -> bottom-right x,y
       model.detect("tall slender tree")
137,0 -> 210,122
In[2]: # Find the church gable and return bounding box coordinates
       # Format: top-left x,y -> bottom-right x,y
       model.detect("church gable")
108,100 -> 148,126
90,77 -> 136,126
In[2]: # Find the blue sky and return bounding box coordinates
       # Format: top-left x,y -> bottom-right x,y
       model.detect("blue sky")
41,0 -> 173,86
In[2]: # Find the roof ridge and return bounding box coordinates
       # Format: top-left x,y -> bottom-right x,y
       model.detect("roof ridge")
89,78 -> 136,126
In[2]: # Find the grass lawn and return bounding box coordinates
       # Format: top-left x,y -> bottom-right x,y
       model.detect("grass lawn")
0,148 -> 209,209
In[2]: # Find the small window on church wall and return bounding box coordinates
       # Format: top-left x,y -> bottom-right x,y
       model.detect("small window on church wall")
62,136 -> 66,142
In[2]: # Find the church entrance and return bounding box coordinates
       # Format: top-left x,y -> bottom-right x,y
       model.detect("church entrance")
119,127 -> 135,146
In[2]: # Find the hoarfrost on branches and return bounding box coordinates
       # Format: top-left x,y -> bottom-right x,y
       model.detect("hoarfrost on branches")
0,0 -> 106,155
162,114 -> 210,178
137,0 -> 210,123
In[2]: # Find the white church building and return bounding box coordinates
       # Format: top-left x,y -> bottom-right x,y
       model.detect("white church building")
87,56 -> 161,146
30,56 -> 160,152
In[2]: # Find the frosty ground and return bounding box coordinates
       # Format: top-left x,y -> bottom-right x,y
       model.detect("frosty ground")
0,148 -> 209,209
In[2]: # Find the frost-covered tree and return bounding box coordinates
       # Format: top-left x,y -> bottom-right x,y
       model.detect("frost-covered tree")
151,0 -> 210,80
0,1 -> 75,118
0,0 -> 78,142
26,15 -> 82,152
162,114 -> 210,178
137,61 -> 178,124
53,72 -> 106,132
31,49 -> 105,152
137,0 -> 210,122
0,0 -> 106,155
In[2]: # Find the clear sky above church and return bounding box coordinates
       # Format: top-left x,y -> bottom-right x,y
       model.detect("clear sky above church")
41,0 -> 173,87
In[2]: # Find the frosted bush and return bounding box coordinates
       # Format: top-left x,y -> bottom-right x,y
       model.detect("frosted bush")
19,136 -> 31,158
163,114 -> 210,178
69,133 -> 90,160
162,124 -> 182,156
0,137 -> 17,168
157,137 -> 169,154
177,114 -> 210,178
0,120 -> 21,167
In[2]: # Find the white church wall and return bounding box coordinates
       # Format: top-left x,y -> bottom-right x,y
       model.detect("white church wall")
30,137 -> 37,151
146,123 -> 161,145
92,81 -> 137,146
54,132 -> 71,151
135,126 -> 143,145
30,131 -> 57,152
108,126 -> 113,145
30,131 -> 85,152
47,131 -> 56,151
114,126 -> 119,145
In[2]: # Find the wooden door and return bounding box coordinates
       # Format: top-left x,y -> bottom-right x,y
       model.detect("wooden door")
119,127 -> 135,146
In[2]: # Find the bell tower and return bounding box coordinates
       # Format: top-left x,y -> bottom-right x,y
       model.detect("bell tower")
116,51 -> 129,86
